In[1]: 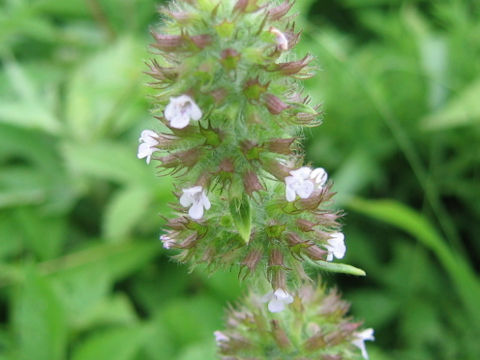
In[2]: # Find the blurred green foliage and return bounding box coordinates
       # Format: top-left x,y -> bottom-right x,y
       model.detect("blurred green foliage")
0,0 -> 479,359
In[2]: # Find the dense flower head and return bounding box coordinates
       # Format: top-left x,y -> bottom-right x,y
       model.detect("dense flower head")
138,0 -> 372,357
138,0 -> 361,294
166,180 -> 345,291
215,284 -> 374,359
137,130 -> 159,164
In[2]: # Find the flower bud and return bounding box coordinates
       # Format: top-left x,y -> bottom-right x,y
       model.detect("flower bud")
269,248 -> 284,267
273,54 -> 314,77
298,188 -> 330,211
263,93 -> 289,114
303,332 -> 327,352
271,320 -> 291,349
296,219 -> 317,232
161,8 -> 195,24
262,159 -> 292,180
265,138 -> 296,155
178,232 -> 198,249
219,158 -> 235,173
145,60 -> 178,81
166,216 -> 189,231
286,232 -> 305,246
243,170 -> 264,195
190,34 -> 213,49
234,0 -> 262,14
267,1 -> 294,21
157,148 -> 202,172
151,32 -> 185,51
271,269 -> 286,291
241,248 -> 263,272
304,245 -> 327,261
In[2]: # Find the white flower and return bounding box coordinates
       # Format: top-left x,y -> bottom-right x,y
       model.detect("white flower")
137,129 -> 158,164
213,331 -> 229,345
284,167 -> 328,202
270,27 -> 289,50
179,186 -> 211,220
261,288 -> 294,313
164,94 -> 202,129
325,232 -> 346,261
160,235 -> 175,249
310,167 -> 328,187
352,328 -> 375,359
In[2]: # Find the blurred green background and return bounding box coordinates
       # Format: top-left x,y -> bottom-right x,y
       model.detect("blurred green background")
0,0 -> 479,359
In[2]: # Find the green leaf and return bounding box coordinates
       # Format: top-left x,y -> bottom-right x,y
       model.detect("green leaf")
349,290 -> 400,329
304,257 -> 367,276
229,194 -> 252,244
71,325 -> 149,360
65,37 -> 144,140
422,78 -> 480,130
0,213 -> 23,259
103,187 -> 151,241
347,197 -> 480,331
0,60 -> 60,134
41,241 -> 160,283
177,342 -> 217,360
13,269 -> 67,360
62,140 -> 156,186
158,295 -> 223,346
13,208 -> 66,260
77,294 -> 137,330
50,261 -> 112,326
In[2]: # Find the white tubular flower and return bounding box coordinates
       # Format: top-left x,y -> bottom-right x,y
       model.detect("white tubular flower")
179,186 -> 211,220
325,232 -> 346,261
164,94 -> 202,129
213,331 -> 229,345
310,167 -> 328,188
270,27 -> 289,51
352,328 -> 375,359
137,130 -> 159,164
261,289 -> 294,313
285,166 -> 329,202
284,167 -> 314,202
160,234 -> 175,249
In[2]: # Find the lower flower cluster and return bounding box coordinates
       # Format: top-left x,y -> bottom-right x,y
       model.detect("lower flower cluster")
215,283 -> 374,360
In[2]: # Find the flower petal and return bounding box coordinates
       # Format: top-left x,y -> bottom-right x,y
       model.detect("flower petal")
274,289 -> 293,304
170,114 -> 190,129
296,180 -> 314,199
311,167 -> 328,186
139,129 -> 158,144
164,98 -> 176,121
268,298 -> 285,313
286,186 -> 296,202
137,143 -> 153,159
180,192 -> 193,207
290,166 -> 311,179
189,202 -> 204,220
214,331 -> 229,343
260,291 -> 274,303
189,102 -> 202,121
329,232 -> 346,259
201,191 -> 211,210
